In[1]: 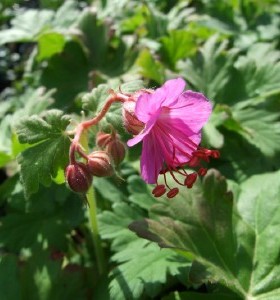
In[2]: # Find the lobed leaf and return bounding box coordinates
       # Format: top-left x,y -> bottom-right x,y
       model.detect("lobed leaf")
16,110 -> 71,198
129,169 -> 280,299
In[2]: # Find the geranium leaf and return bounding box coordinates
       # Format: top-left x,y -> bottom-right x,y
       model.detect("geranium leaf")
99,201 -> 190,299
16,110 -> 71,198
130,169 -> 280,299
179,35 -> 237,102
160,30 -> 196,70
137,49 -> 165,84
109,242 -> 190,299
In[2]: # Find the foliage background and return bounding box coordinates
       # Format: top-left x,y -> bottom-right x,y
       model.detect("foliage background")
0,0 -> 280,299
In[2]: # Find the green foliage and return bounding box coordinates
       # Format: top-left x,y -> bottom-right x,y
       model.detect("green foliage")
16,110 -> 71,198
130,170 -> 280,299
1,0 -> 280,299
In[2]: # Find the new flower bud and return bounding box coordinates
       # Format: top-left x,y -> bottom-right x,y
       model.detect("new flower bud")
96,132 -> 112,148
87,150 -> 114,177
65,162 -> 92,193
122,100 -> 144,135
106,139 -> 126,166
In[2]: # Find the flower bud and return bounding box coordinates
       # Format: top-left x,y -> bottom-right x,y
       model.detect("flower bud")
122,100 -> 144,135
106,139 -> 126,166
87,150 -> 114,177
65,163 -> 92,193
96,132 -> 112,148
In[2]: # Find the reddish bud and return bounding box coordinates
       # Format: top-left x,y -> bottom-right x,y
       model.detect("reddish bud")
87,150 -> 114,177
122,100 -> 144,135
96,132 -> 112,148
152,184 -> 166,197
65,163 -> 92,193
167,188 -> 179,198
106,139 -> 126,166
184,172 -> 197,188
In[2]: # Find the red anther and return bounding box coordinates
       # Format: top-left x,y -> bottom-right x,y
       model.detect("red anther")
198,167 -> 207,176
188,156 -> 200,168
210,150 -> 220,159
152,185 -> 166,197
167,188 -> 179,198
184,172 -> 197,188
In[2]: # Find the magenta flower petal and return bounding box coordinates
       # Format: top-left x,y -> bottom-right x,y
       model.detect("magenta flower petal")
164,91 -> 212,132
127,112 -> 159,147
161,78 -> 186,106
135,89 -> 165,123
140,132 -> 164,183
124,77 -> 219,192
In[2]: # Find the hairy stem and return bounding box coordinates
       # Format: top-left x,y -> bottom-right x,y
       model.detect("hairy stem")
80,131 -> 106,276
86,185 -> 106,275
69,92 -> 128,163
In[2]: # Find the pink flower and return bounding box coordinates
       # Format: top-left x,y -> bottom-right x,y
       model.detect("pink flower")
126,78 -> 219,197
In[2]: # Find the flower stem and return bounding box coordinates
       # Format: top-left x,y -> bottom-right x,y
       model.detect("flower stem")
86,185 -> 106,275
80,131 -> 106,276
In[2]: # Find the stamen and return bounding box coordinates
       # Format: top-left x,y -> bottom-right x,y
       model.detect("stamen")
184,172 -> 197,188
169,169 -> 185,186
163,171 -> 171,190
198,168 -> 207,176
167,188 -> 179,198
152,185 -> 166,197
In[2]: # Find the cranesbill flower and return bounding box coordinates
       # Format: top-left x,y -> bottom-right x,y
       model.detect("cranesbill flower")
126,78 -> 219,198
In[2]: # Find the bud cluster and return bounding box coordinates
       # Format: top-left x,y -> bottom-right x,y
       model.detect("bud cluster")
65,130 -> 126,193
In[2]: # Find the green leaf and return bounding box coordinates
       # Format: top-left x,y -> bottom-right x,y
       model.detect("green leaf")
163,291 -> 241,300
40,41 -> 89,107
137,49 -> 165,84
130,169 -> 280,299
231,105 -> 280,157
16,109 -> 70,144
0,183 -> 84,251
178,35 -> 237,102
127,175 -> 155,210
0,255 -> 21,300
99,202 -> 144,252
20,249 -> 87,300
77,8 -> 108,69
234,43 -> 280,99
109,242 -> 190,300
160,30 -> 196,70
0,9 -> 54,44
16,110 -> 71,198
37,32 -> 67,61
0,88 -> 54,167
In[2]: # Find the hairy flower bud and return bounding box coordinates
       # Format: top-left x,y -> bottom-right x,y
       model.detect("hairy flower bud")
65,162 -> 92,193
87,150 -> 114,177
96,132 -> 112,148
122,100 -> 144,135
106,139 -> 126,166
